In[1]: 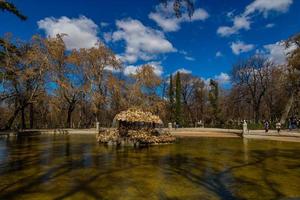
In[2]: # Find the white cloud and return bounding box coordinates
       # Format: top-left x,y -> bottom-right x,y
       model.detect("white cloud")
124,65 -> 139,75
245,0 -> 293,16
217,15 -> 251,37
227,10 -> 235,18
103,32 -> 112,43
217,0 -> 293,37
179,50 -> 188,55
124,61 -> 163,76
231,41 -> 254,55
179,50 -> 195,61
203,72 -> 231,87
149,12 -> 181,32
266,23 -> 275,28
263,41 -> 296,65
111,18 -> 176,63
190,9 -> 210,21
184,56 -> 195,61
214,72 -> 230,84
100,22 -> 109,27
38,16 -> 99,50
104,65 -> 121,72
173,68 -> 192,75
216,51 -> 223,57
149,2 -> 209,32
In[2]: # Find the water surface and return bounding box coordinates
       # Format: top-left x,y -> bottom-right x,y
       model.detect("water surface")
0,135 -> 300,199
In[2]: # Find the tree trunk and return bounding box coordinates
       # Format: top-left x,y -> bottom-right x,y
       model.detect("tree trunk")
4,107 -> 20,130
280,92 -> 294,125
253,103 -> 260,123
66,107 -> 73,128
29,103 -> 34,129
21,107 -> 26,129
66,103 -> 75,128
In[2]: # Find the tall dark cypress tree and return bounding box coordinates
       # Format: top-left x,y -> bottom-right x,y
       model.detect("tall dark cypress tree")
208,79 -> 220,125
175,72 -> 182,125
168,74 -> 175,121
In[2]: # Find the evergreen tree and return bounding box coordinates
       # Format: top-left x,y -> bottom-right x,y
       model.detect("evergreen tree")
208,79 -> 220,125
168,74 -> 175,121
175,72 -> 182,125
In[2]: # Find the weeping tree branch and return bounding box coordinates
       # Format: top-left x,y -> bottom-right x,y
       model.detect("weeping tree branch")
159,0 -> 194,18
0,0 -> 27,20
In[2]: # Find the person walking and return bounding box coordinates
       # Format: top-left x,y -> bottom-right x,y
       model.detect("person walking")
276,121 -> 281,133
288,118 -> 292,131
264,120 -> 270,133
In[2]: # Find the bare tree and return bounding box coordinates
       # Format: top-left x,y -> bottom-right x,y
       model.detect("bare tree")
231,56 -> 274,123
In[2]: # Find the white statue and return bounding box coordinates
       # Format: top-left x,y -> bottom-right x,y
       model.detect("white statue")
243,120 -> 248,135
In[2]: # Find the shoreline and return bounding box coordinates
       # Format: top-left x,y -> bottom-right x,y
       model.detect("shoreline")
170,128 -> 300,143
1,128 -> 300,143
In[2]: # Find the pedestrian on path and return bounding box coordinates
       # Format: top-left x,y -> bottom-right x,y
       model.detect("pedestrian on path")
264,120 -> 270,133
276,121 -> 281,133
288,118 -> 292,131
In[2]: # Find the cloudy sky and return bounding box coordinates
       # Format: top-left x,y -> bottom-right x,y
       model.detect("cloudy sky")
1,0 -> 299,85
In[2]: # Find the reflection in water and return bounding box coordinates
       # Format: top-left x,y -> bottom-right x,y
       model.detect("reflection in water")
243,138 -> 249,164
0,135 -> 300,199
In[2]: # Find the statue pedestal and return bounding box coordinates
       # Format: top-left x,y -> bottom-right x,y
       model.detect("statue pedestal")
168,123 -> 172,131
96,122 -> 100,132
243,120 -> 248,135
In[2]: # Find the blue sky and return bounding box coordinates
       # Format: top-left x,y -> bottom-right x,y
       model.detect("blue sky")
1,0 -> 299,84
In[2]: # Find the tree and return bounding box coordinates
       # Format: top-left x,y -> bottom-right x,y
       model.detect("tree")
180,73 -> 204,126
0,0 -> 26,20
231,55 -> 273,123
44,34 -> 88,128
208,79 -> 220,125
0,35 -> 48,129
168,74 -> 174,121
280,33 -> 300,124
68,43 -> 121,123
127,64 -> 162,114
175,72 -> 182,125
192,78 -> 206,123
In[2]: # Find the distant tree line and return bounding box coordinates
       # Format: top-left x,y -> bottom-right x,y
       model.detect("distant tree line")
0,0 -> 299,130
0,33 -> 299,130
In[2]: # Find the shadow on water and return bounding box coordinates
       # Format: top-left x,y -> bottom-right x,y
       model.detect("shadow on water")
0,136 -> 300,199
158,147 -> 300,200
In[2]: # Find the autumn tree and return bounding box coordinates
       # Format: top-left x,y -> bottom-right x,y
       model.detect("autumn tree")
280,33 -> 300,124
0,35 -> 48,129
127,64 -> 163,115
44,34 -> 89,128
69,43 -> 121,124
106,74 -> 126,121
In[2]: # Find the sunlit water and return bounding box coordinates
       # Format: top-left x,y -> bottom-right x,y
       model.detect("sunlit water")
0,135 -> 299,200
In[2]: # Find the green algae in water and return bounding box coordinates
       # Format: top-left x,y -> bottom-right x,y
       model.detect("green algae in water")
0,135 -> 300,199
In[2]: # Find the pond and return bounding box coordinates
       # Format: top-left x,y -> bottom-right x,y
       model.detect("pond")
0,135 -> 300,200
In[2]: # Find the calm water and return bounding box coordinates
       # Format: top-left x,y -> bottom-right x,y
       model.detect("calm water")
0,135 -> 300,200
